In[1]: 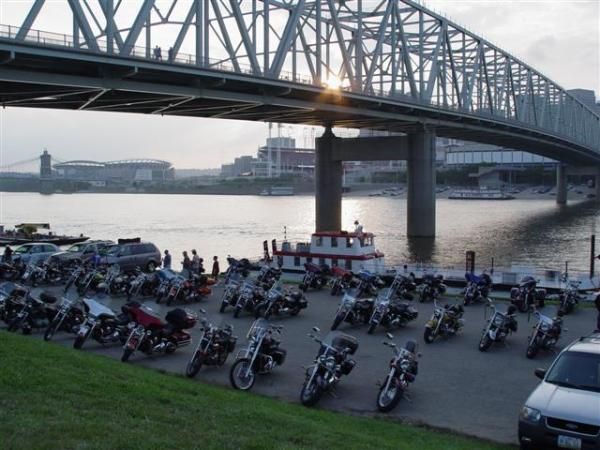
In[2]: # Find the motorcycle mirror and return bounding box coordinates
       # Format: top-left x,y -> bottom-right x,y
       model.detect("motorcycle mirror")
198,307 -> 207,314
312,326 -> 320,333
386,332 -> 394,340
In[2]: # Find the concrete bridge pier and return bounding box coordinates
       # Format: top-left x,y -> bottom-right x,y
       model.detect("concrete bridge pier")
556,163 -> 567,205
315,126 -> 342,232
407,129 -> 437,237
314,126 -> 437,237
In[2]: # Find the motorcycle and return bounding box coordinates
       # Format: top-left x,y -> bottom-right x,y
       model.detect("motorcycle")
154,268 -> 179,303
463,272 -> 492,306
300,327 -> 358,407
376,333 -> 420,412
104,264 -> 130,296
121,305 -> 197,362
78,266 -> 104,296
423,300 -> 464,343
0,282 -> 29,323
0,261 -> 22,281
5,290 -> 57,334
355,270 -> 385,297
478,300 -> 518,352
556,278 -> 582,315
43,295 -> 85,341
329,266 -> 354,296
418,274 -> 447,303
185,310 -> 237,378
256,266 -> 282,290
254,282 -> 308,319
229,319 -> 286,390
126,269 -> 157,300
367,290 -> 418,335
64,265 -> 86,293
299,262 -> 330,292
219,271 -> 244,313
21,261 -> 45,286
73,297 -> 135,349
510,276 -> 546,313
223,256 -> 251,284
525,309 -> 564,359
232,280 -> 262,318
330,288 -> 374,330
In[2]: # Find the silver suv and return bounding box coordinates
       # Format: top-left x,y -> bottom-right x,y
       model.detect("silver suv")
103,240 -> 161,272
519,333 -> 600,450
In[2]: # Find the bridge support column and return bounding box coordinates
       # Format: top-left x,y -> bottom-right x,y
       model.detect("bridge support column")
407,128 -> 436,237
556,163 -> 567,205
315,126 -> 342,232
595,169 -> 600,200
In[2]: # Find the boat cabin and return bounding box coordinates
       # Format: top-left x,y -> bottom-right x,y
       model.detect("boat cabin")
272,231 -> 385,273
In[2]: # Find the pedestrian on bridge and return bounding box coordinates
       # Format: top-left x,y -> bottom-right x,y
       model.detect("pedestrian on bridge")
168,47 -> 174,62
595,294 -> 600,333
153,45 -> 162,61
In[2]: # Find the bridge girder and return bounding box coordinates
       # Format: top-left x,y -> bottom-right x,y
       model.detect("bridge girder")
0,0 -> 597,159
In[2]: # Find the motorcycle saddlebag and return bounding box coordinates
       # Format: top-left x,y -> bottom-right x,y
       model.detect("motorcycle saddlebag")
332,334 -> 359,355
166,308 -> 196,329
340,358 -> 356,375
270,348 -> 287,365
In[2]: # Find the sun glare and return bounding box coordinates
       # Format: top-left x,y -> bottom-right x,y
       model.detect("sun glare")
324,76 -> 343,90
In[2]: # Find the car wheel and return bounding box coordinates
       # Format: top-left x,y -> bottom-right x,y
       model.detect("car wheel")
146,261 -> 156,272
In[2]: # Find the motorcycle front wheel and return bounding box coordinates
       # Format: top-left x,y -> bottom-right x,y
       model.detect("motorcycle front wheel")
230,358 -> 256,390
43,317 -> 60,341
478,334 -> 493,352
300,377 -> 323,407
331,312 -> 344,331
73,332 -> 89,350
367,321 -> 377,335
423,327 -> 436,344
526,338 -> 540,359
254,303 -> 269,319
121,348 -> 134,362
186,353 -> 204,378
377,377 -> 403,412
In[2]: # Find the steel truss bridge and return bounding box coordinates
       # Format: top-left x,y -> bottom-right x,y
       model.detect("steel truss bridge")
0,0 -> 599,164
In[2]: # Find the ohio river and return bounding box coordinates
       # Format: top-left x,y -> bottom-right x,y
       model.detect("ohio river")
1,192 -> 599,273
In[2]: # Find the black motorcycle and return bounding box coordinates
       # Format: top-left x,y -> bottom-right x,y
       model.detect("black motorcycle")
256,266 -> 282,290
478,300 -> 518,352
299,262 -> 330,292
126,269 -> 158,300
376,333 -> 419,412
367,274 -> 418,334
73,297 -> 136,349
300,327 -> 358,407
557,278 -> 582,315
229,319 -> 286,391
5,290 -> 57,334
254,282 -> 308,319
185,310 -> 237,377
43,295 -> 85,341
418,274 -> 447,303
525,309 -> 564,359
510,276 -> 546,312
463,272 -> 492,306
330,288 -> 374,330
232,280 -> 263,318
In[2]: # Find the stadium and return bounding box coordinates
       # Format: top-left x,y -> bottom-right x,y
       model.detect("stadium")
53,159 -> 174,185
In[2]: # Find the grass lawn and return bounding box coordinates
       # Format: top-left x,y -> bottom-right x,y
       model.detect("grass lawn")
0,331 -> 513,450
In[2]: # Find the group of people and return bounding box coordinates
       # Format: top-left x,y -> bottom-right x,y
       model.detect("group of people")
161,249 -> 220,281
152,45 -> 175,63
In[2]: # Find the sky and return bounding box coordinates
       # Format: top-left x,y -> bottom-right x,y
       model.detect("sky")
0,0 -> 598,170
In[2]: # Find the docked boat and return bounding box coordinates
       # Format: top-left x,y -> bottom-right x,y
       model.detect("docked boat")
260,186 -> 294,196
0,223 -> 89,246
271,231 -> 386,273
448,189 -> 514,200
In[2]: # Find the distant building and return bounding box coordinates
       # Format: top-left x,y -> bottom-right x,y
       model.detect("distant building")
54,159 -> 174,184
220,155 -> 256,177
444,141 -> 554,166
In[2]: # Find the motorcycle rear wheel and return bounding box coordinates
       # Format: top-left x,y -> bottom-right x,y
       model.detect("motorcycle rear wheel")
377,377 -> 403,413
186,353 -> 204,378
300,378 -> 323,407
230,358 -> 256,390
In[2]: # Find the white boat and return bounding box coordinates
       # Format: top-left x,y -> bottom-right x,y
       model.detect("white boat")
448,189 -> 514,200
259,186 -> 294,196
271,231 -> 386,273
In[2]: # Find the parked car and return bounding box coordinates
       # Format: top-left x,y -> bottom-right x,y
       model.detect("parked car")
518,332 -> 600,450
103,239 -> 161,272
50,240 -> 114,265
12,242 -> 60,264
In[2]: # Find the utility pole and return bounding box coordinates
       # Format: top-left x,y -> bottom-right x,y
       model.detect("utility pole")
277,123 -> 282,177
267,122 -> 272,178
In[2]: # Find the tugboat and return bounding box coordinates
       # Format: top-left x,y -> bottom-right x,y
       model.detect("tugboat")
0,223 -> 89,246
271,231 -> 385,273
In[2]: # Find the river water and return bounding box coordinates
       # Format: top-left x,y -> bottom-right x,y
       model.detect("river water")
1,192 -> 599,273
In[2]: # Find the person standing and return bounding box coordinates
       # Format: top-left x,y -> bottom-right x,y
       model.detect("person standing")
595,293 -> 600,332
211,256 -> 220,283
191,249 -> 201,275
182,251 -> 191,277
3,246 -> 13,263
162,250 -> 171,269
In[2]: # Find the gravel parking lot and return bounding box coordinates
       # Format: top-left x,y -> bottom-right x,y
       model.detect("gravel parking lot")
17,284 -> 598,446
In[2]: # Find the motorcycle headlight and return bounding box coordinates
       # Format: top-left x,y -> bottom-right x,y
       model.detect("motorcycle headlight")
520,406 -> 541,423
493,316 -> 504,326
540,322 -> 550,332
325,356 -> 336,370
399,359 -> 411,371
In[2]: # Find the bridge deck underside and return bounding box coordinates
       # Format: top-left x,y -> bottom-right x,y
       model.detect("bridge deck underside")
0,44 -> 598,165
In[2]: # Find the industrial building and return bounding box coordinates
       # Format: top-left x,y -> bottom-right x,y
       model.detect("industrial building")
53,159 -> 174,185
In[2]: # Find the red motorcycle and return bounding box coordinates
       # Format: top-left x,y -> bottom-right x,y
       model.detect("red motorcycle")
329,266 -> 354,296
121,304 -> 197,362
165,275 -> 213,306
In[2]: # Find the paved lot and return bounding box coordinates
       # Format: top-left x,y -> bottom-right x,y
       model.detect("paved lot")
13,284 -> 599,445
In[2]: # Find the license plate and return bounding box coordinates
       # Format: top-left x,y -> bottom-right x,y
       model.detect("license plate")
558,435 -> 582,449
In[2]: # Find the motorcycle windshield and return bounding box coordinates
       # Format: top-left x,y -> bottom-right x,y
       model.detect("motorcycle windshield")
340,290 -> 358,307
246,318 -> 270,340
320,331 -> 359,355
267,282 -> 283,300
375,289 -> 392,305
82,298 -> 115,317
